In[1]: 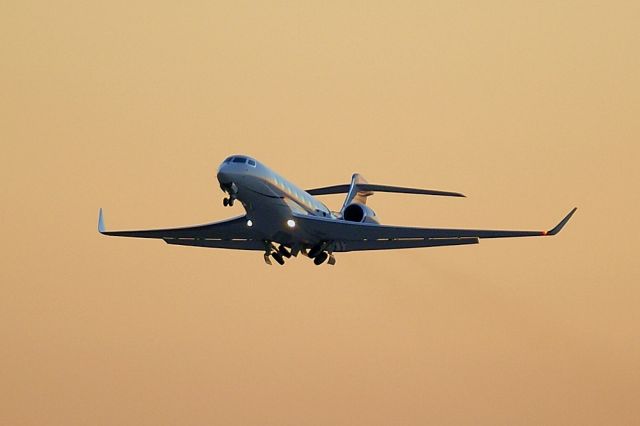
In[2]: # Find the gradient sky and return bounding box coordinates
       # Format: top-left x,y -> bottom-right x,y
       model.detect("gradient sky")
2,1 -> 639,425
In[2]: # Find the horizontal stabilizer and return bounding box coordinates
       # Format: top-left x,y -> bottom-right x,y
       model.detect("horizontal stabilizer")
306,183 -> 465,197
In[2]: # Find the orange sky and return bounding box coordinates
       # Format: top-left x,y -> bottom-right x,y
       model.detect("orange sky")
2,1 -> 639,424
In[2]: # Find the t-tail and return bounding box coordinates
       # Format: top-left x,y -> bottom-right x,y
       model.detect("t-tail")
305,174 -> 465,224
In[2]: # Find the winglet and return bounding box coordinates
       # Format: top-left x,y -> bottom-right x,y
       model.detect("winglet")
98,208 -> 105,234
546,207 -> 577,236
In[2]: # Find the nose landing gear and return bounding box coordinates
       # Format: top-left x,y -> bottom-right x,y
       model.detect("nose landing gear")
220,182 -> 238,207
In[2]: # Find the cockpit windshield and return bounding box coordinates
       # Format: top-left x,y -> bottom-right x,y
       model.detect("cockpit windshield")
223,155 -> 256,166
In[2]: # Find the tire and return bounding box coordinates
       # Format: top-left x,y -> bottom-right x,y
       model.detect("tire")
313,252 -> 328,265
278,245 -> 292,258
308,244 -> 323,258
272,252 -> 285,265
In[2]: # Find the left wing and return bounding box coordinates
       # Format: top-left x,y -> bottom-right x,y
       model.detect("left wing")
98,209 -> 263,250
294,208 -> 577,252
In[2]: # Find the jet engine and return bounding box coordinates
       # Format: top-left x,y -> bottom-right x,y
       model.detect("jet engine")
342,203 -> 379,224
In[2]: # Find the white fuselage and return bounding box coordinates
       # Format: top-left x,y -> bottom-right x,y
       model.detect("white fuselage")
216,155 -> 335,245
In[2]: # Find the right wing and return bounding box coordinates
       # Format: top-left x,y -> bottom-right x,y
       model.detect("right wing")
98,209 -> 264,250
294,208 -> 577,252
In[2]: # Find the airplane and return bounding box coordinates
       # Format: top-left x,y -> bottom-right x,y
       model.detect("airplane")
98,154 -> 577,266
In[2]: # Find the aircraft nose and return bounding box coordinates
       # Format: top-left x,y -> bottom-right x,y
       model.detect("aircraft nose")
217,164 -> 243,185
217,162 -> 230,182
217,170 -> 232,184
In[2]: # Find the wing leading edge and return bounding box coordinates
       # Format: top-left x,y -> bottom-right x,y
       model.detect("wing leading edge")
294,208 -> 577,252
97,209 -> 263,250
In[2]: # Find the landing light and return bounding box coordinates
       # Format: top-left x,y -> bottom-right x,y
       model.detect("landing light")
246,219 -> 253,227
286,219 -> 296,228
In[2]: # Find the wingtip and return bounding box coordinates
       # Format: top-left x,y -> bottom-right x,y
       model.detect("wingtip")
98,208 -> 105,234
547,207 -> 577,236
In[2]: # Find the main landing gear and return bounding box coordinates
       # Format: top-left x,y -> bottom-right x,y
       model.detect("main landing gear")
278,245 -> 292,258
271,251 -> 285,265
222,196 -> 235,207
307,243 -> 336,266
262,241 -> 335,266
313,252 -> 328,265
263,242 -> 293,266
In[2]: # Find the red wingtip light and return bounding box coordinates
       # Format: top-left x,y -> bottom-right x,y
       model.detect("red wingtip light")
542,230 -> 548,236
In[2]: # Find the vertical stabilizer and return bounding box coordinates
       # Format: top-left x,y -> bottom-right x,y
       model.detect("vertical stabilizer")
340,174 -> 374,211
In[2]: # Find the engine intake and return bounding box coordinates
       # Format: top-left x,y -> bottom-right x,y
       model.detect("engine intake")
342,203 -> 379,224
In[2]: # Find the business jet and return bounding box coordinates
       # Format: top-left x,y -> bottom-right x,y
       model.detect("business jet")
98,154 -> 576,266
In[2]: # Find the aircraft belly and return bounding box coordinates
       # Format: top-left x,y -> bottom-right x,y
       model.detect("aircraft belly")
235,178 -> 330,247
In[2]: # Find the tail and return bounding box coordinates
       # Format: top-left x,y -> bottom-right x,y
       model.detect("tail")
304,174 -> 465,213
341,173 -> 373,210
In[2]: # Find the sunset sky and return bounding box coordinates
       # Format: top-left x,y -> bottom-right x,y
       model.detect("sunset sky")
2,1 -> 639,424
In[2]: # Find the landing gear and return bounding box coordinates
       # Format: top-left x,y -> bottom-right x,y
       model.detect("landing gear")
220,182 -> 238,207
262,241 -> 334,266
263,241 -> 287,265
271,252 -> 285,265
308,244 -> 324,259
307,242 -> 336,266
278,245 -> 292,258
313,252 -> 329,265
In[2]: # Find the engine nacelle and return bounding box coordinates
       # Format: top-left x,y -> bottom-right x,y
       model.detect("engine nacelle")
342,203 -> 379,224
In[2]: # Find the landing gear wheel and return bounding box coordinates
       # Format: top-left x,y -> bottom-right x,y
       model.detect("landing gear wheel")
278,245 -> 292,258
313,252 -> 328,265
308,244 -> 323,259
271,252 -> 285,265
223,197 -> 229,206
228,198 -> 235,207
